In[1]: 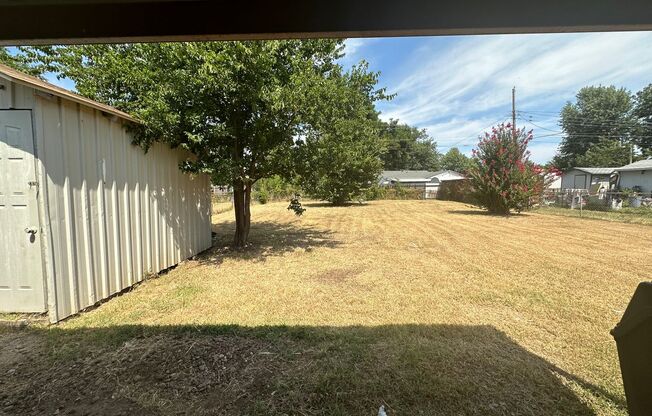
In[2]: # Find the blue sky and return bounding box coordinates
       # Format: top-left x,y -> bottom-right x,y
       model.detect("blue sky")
45,72 -> 75,91
22,32 -> 652,164
340,32 -> 652,163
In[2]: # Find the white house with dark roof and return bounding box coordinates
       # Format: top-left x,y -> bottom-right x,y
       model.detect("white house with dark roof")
560,167 -> 615,191
379,170 -> 466,198
615,158 -> 652,193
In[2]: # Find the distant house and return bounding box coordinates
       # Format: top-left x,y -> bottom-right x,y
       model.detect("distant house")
560,167 -> 614,191
379,170 -> 466,198
615,158 -> 652,193
545,173 -> 562,190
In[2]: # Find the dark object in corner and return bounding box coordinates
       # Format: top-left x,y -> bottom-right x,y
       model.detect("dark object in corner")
611,281 -> 652,416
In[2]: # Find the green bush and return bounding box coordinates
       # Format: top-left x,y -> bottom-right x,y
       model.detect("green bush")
584,196 -> 608,211
365,185 -> 387,201
437,180 -> 473,203
383,184 -> 423,200
254,175 -> 299,203
256,189 -> 270,204
364,183 -> 426,201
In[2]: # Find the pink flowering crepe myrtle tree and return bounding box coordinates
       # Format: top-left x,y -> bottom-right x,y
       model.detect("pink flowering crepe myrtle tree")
469,123 -> 548,214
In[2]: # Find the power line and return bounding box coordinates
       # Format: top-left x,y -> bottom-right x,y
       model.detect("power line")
516,122 -> 652,148
559,119 -> 648,127
533,132 -> 564,139
518,109 -> 558,115
529,132 -> 652,140
436,107 -> 652,151
438,115 -> 511,149
519,110 -> 652,127
516,117 -> 560,133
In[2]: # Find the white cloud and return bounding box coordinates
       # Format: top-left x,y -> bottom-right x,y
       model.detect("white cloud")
343,38 -> 368,56
528,142 -> 561,164
375,31 -> 652,163
419,116 -> 512,148
340,38 -> 379,68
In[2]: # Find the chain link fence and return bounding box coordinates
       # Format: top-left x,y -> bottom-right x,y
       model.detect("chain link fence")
541,189 -> 652,213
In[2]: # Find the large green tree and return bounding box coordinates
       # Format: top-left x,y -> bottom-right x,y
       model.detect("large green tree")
23,41 -> 378,247
298,63 -> 389,205
633,84 -> 652,155
554,86 -> 636,169
379,119 -> 439,170
300,119 -> 385,205
575,139 -> 632,167
440,147 -> 473,173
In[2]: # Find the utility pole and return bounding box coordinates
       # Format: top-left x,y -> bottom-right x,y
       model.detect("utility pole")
630,143 -> 634,164
512,86 -> 516,138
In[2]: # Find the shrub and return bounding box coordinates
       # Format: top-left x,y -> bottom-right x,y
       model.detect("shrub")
364,183 -> 424,200
365,185 -> 387,201
254,175 -> 299,203
394,184 -> 423,200
437,180 -> 474,203
585,196 -> 608,211
256,189 -> 270,204
382,184 -> 423,200
469,124 -> 544,214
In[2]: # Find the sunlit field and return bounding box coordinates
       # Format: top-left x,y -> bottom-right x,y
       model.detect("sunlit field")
2,199 -> 646,415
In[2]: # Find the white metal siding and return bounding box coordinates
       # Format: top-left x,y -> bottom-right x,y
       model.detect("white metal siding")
618,170 -> 652,193
1,81 -> 212,322
561,170 -> 587,190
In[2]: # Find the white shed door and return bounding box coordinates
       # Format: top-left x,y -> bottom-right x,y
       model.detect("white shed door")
0,110 -> 46,312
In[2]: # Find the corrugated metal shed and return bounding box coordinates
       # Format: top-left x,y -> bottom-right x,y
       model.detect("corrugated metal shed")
615,158 -> 652,172
574,167 -> 616,175
0,65 -> 212,322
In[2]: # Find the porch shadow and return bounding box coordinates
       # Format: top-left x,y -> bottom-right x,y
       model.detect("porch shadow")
0,323 -> 622,415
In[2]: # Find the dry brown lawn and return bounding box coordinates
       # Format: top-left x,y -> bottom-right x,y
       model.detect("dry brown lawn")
2,199 -> 648,415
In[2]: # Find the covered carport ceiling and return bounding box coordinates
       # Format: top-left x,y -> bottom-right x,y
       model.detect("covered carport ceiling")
1,0 -> 652,45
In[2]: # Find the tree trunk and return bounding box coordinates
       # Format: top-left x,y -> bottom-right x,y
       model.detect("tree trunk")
233,180 -> 252,248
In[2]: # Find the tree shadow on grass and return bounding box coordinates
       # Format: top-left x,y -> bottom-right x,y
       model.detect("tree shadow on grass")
0,323 -> 621,416
198,220 -> 341,266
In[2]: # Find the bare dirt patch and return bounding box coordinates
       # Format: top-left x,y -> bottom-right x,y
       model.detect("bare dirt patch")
0,329 -> 287,416
312,267 -> 361,284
